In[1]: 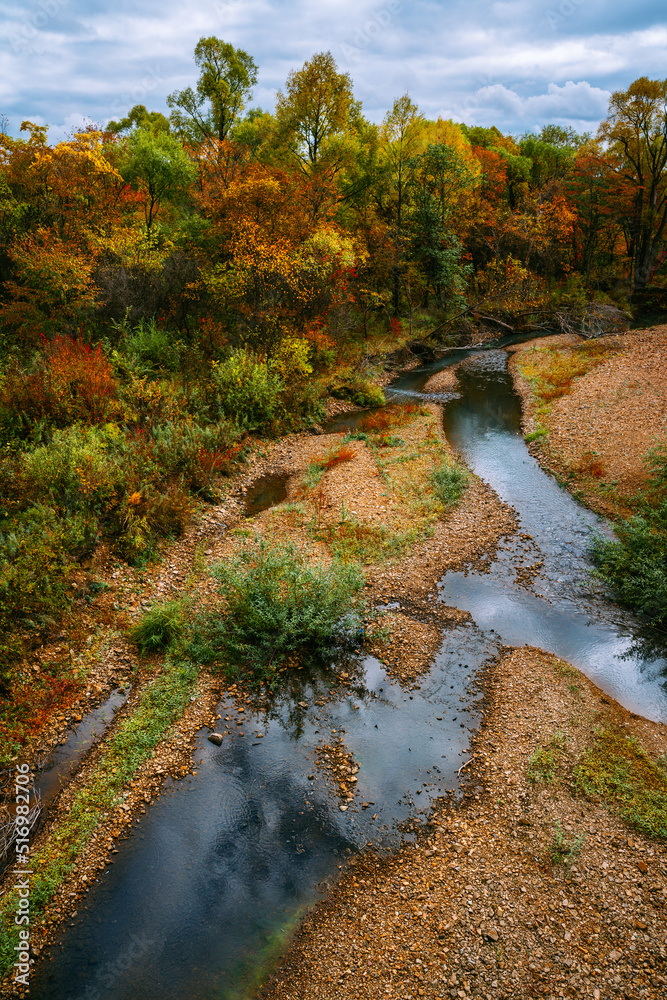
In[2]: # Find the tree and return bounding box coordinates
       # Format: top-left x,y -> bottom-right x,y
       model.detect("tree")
379,94 -> 424,313
121,129 -> 195,234
168,37 -> 258,143
107,104 -> 171,136
276,52 -> 357,169
598,77 -> 667,290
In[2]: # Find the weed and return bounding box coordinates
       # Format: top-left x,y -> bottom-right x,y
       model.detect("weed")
189,539 -> 366,684
314,518 -> 425,565
524,427 -> 547,443
378,434 -> 405,448
551,658 -> 579,679
550,822 -> 585,865
527,731 -> 567,784
356,403 -> 422,435
573,728 -> 667,838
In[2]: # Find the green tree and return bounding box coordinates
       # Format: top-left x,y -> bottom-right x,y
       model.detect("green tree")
598,77 -> 667,290
275,51 -> 358,169
167,37 -> 258,143
121,129 -> 195,233
107,104 -> 171,136
379,94 -> 424,313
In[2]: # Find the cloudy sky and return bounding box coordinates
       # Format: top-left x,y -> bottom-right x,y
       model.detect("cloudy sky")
1,0 -> 666,142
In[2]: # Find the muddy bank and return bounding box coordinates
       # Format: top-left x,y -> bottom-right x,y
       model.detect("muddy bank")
510,326 -> 667,517
259,647 -> 667,1000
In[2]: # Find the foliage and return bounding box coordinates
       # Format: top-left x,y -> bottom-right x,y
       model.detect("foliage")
190,539 -> 365,684
573,728 -> 667,839
590,517 -> 667,625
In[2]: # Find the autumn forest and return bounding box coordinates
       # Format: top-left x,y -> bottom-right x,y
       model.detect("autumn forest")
0,39 -> 666,708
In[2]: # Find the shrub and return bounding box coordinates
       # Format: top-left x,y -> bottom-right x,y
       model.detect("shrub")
148,419 -> 240,496
332,378 -> 385,408
130,598 -> 189,653
190,540 -> 365,684
123,318 -> 180,375
590,518 -> 667,625
0,337 -> 119,442
429,463 -> 468,509
210,349 -> 284,430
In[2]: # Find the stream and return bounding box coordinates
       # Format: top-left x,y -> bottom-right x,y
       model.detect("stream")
30,344 -> 667,1000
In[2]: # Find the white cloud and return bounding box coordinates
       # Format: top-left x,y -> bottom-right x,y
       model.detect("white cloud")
0,0 -> 665,138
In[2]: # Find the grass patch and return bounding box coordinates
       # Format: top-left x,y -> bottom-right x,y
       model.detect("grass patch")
573,728 -> 667,839
524,426 -> 547,443
527,731 -> 567,784
188,539 -> 366,686
429,463 -> 468,509
516,341 -> 616,411
313,518 -> 426,565
0,653 -> 199,977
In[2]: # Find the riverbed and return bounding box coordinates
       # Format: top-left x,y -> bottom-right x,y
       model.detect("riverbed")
29,344 -> 667,1000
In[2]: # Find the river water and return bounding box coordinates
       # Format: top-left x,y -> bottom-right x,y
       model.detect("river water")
30,345 -> 667,1000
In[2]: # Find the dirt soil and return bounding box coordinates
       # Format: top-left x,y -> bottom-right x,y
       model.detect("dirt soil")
510,327 -> 667,513
259,647 -> 667,1000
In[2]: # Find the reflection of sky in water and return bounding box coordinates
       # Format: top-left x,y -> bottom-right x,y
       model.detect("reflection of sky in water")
31,628 -> 495,1000
437,350 -> 667,721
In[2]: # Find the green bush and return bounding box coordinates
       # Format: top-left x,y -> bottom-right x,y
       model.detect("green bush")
590,516 -> 667,625
429,463 -> 468,509
123,318 -> 181,375
210,349 -> 284,430
149,418 -> 239,496
130,598 -> 189,653
190,540 -> 366,684
332,377 -> 385,408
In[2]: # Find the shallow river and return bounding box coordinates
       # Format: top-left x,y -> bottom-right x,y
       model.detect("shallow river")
31,345 -> 667,1000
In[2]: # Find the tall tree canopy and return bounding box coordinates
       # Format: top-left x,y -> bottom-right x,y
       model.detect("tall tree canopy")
167,37 -> 258,142
275,51 -> 358,169
599,77 -> 667,289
